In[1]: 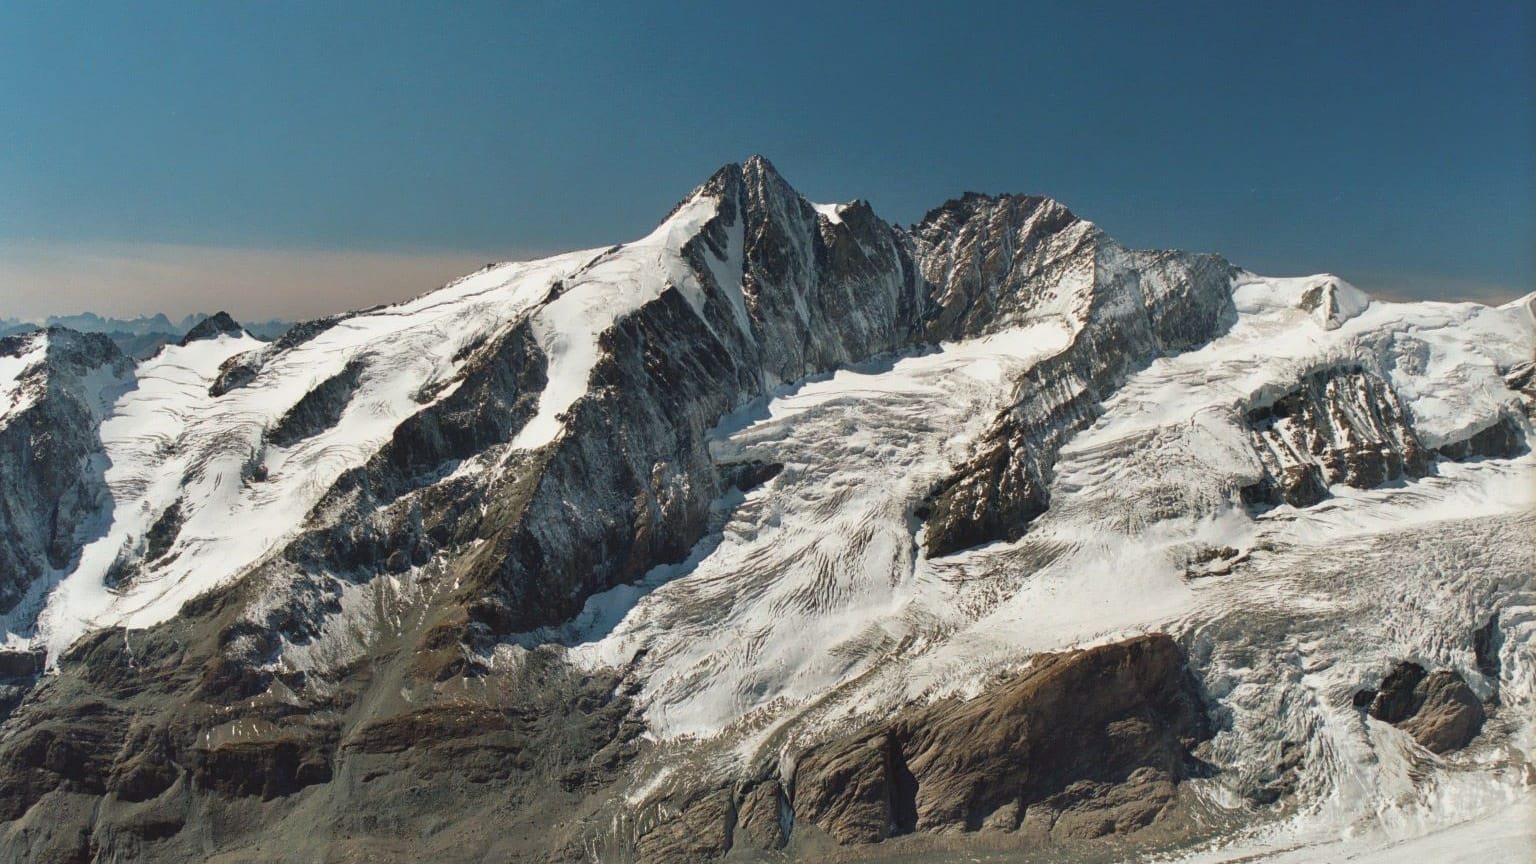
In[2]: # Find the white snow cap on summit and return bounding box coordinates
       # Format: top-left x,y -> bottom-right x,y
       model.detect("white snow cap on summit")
1233,273 -> 1370,330
1300,274 -> 1370,329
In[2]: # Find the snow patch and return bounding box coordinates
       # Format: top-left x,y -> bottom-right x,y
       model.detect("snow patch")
0,331 -> 47,420
812,201 -> 846,225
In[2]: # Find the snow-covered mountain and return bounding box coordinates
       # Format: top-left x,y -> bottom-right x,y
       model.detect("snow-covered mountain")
0,313 -> 291,360
0,157 -> 1530,863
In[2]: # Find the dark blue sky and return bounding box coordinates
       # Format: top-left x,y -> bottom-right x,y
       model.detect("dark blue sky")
2,1 -> 1532,318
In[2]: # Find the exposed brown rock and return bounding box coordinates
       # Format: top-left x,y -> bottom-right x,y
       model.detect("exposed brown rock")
189,728 -> 336,800
1398,671 -> 1486,754
633,788 -> 736,864
1241,368 -> 1428,509
791,634 -> 1210,845
1367,661 -> 1486,754
792,731 -> 917,844
1367,660 -> 1427,723
734,779 -> 790,850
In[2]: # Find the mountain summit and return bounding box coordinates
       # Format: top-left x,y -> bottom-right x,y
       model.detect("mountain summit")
0,160 -> 1530,863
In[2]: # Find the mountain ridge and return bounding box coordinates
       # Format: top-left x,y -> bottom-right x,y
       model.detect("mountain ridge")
0,157 -> 1530,863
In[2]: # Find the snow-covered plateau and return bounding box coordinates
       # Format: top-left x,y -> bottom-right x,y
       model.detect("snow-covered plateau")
0,157 -> 1530,864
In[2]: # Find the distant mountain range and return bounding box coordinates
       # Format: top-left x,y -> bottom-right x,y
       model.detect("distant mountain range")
0,312 -> 290,357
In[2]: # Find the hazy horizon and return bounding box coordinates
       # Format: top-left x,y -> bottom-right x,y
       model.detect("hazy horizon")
1,227 -> 1529,326
3,2 -> 1532,320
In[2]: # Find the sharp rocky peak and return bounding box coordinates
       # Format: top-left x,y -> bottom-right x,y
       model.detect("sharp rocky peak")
914,189 -> 1081,233
178,311 -> 245,346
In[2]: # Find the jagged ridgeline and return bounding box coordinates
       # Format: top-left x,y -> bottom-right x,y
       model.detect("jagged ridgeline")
0,157 -> 1530,863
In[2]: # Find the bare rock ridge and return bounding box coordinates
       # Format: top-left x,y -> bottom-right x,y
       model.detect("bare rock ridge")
176,311 -> 244,346
0,329 -> 133,617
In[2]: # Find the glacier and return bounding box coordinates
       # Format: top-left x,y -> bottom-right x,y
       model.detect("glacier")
0,156 -> 1529,863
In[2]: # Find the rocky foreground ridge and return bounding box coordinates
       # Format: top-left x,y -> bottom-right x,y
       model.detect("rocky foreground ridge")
0,157 -> 1530,863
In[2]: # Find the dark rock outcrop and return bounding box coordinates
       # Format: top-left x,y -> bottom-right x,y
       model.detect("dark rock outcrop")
1364,661 -> 1486,754
177,311 -> 244,345
792,634 -> 1211,844
1433,413 -> 1527,461
1241,367 -> 1428,508
265,359 -> 367,448
0,329 -> 133,615
1474,614 -> 1501,681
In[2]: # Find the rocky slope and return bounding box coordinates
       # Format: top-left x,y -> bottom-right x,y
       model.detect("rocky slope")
0,330 -> 133,621
0,158 -> 1531,863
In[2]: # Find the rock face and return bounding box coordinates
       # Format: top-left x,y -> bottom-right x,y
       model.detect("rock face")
0,329 -> 133,617
1241,367 -> 1429,508
1364,661 -> 1487,754
919,222 -> 1238,555
177,311 -> 244,345
1433,413 -> 1527,461
1507,361 -> 1536,418
1240,366 -> 1527,509
792,634 -> 1211,843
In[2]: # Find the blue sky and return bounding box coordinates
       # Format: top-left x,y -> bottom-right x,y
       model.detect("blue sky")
2,1 -> 1532,319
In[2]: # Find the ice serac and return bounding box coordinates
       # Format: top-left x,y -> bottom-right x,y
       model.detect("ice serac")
917,194 -> 1238,555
